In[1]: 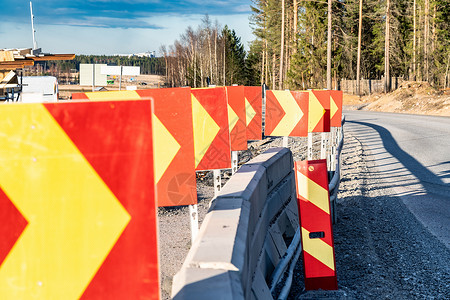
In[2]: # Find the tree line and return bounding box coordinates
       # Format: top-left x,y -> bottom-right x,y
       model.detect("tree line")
162,1 -> 449,91
29,55 -> 166,77
160,15 -> 260,88
251,0 -> 449,91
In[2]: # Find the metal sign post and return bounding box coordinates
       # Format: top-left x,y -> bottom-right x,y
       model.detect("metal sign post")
231,151 -> 239,175
189,204 -> 199,244
308,132 -> 313,160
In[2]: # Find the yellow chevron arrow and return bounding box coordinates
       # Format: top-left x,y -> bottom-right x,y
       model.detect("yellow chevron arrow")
245,98 -> 256,126
330,93 -> 339,119
301,227 -> 335,271
152,114 -> 181,183
270,91 -> 303,136
296,170 -> 330,214
227,104 -> 239,133
0,104 -> 130,299
84,90 -> 141,101
192,94 -> 220,168
308,91 -> 325,132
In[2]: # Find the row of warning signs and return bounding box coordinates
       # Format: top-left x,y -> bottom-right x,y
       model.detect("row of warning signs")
0,87 -> 341,299
72,86 -> 343,207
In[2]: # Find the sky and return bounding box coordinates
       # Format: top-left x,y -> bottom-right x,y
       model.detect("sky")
0,0 -> 255,55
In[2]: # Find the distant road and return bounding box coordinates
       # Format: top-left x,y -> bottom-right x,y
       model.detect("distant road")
344,110 -> 450,248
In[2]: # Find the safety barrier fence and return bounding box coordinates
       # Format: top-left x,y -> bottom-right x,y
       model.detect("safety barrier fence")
172,117 -> 345,299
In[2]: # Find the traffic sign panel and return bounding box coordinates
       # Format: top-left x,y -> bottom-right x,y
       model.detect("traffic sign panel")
71,88 -> 198,207
308,90 -> 331,133
330,90 -> 343,127
226,86 -> 247,151
192,87 -> 231,170
0,101 -> 160,299
137,88 -> 197,207
265,90 -> 308,137
244,86 -> 262,140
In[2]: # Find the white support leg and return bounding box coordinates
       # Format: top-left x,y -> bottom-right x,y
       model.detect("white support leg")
307,132 -> 313,160
231,151 -> 239,175
213,169 -> 222,197
282,136 -> 289,148
189,204 -> 199,244
320,132 -> 328,160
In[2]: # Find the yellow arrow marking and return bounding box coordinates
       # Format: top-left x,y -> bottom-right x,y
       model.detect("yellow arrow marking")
308,91 -> 325,132
296,170 -> 330,214
152,114 -> 181,183
0,104 -> 131,299
330,93 -> 339,119
270,91 -> 304,136
85,91 -> 141,101
301,227 -> 335,271
227,104 -> 239,133
192,94 -> 220,168
245,98 -> 256,126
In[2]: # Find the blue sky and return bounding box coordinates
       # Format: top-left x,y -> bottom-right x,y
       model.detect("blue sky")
0,0 -> 254,55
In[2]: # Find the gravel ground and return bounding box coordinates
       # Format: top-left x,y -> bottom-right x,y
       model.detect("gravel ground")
159,129 -> 450,299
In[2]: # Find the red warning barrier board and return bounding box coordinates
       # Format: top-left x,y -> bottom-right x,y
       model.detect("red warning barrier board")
226,86 -> 247,151
0,101 -> 160,299
329,90 -> 343,127
244,86 -> 262,140
294,159 -> 337,291
308,90 -> 330,133
72,89 -> 197,207
137,88 -> 197,207
265,90 -> 308,137
192,87 -> 231,170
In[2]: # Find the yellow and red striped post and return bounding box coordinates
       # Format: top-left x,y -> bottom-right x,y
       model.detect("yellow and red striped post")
294,159 -> 338,290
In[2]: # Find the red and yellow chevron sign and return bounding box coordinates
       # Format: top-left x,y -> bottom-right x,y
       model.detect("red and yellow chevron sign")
192,87 -> 231,171
137,88 -> 197,207
265,90 -> 308,137
72,89 -> 197,207
308,90 -> 330,133
226,86 -> 247,151
294,159 -> 337,291
244,86 -> 262,140
0,101 -> 160,299
329,90 -> 343,127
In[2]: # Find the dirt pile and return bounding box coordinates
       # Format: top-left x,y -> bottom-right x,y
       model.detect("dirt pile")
344,81 -> 450,116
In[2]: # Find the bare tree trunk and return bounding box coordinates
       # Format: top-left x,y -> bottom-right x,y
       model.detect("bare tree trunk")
223,40 -> 226,86
326,0 -> 332,90
279,0 -> 285,90
293,0 -> 298,53
356,0 -> 363,95
424,0 -> 429,82
445,52 -> 450,89
272,53 -> 276,90
265,39 -> 269,83
413,0 -> 416,80
214,29 -> 218,84
384,0 -> 390,93
261,41 -> 266,85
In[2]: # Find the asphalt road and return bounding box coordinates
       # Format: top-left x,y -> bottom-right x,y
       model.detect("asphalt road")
344,110 -> 450,248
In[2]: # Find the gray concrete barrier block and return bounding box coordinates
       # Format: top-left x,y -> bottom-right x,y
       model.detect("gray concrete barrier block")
248,147 -> 293,194
172,268 -> 244,300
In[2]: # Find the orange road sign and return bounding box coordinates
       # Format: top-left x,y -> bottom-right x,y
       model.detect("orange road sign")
0,101 -> 160,299
295,159 -> 337,291
330,90 -> 343,127
192,87 -> 231,170
265,90 -> 308,137
137,88 -> 197,207
71,89 -> 198,207
226,86 -> 247,151
308,90 -> 330,133
244,86 -> 263,140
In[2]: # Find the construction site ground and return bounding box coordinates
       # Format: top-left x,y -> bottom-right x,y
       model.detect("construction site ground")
343,81 -> 450,116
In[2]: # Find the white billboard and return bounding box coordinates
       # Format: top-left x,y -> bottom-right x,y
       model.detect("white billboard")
80,64 -> 107,86
101,66 -> 140,76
